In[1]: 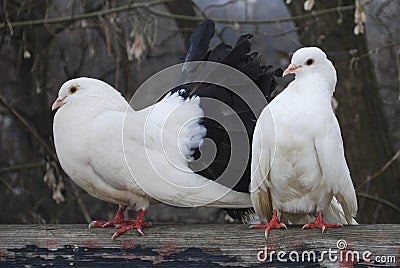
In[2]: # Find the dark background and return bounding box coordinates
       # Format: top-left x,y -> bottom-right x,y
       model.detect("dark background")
0,0 -> 399,224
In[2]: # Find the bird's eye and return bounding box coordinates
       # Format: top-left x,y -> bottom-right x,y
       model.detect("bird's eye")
68,85 -> 79,94
305,58 -> 314,66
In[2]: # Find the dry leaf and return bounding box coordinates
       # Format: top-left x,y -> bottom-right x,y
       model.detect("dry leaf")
23,49 -> 31,59
43,161 -> 65,204
354,0 -> 366,35
304,0 -> 315,11
127,30 -> 147,63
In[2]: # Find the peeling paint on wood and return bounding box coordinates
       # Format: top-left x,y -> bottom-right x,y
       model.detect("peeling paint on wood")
0,224 -> 399,267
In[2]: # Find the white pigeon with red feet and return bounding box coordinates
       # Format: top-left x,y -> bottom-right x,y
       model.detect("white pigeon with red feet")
250,47 -> 358,238
52,77 -> 253,239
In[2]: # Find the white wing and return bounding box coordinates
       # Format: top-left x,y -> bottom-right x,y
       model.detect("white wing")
314,115 -> 358,223
88,110 -> 152,209
250,108 -> 274,222
89,111 -> 134,188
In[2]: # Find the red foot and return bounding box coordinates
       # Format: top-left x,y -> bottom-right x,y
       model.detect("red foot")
89,205 -> 134,228
112,209 -> 152,240
249,210 -> 287,238
302,211 -> 343,233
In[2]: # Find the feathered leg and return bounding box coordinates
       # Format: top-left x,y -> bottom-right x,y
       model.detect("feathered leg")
249,209 -> 287,239
302,210 -> 343,233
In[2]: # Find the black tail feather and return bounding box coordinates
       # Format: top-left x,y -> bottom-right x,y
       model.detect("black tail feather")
173,20 -> 282,220
225,208 -> 255,222
208,43 -> 232,62
184,19 -> 215,63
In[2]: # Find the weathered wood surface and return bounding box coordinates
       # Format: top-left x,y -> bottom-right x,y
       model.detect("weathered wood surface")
0,224 -> 399,267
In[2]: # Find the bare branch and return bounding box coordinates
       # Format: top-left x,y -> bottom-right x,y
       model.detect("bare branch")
0,2 -> 355,30
0,94 -> 58,161
0,0 -> 175,30
357,192 -> 400,214
0,176 -> 45,223
68,181 -> 92,223
188,0 -> 225,43
0,162 -> 46,173
145,4 -> 355,24
357,148 -> 400,191
203,0 -> 242,13
352,42 -> 400,63
2,0 -> 13,35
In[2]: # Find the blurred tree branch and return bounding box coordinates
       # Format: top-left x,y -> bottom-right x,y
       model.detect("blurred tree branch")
357,192 -> 400,214
0,94 -> 58,161
351,42 -> 400,64
188,0 -> 225,42
357,148 -> 400,191
0,175 -> 45,223
145,4 -> 355,24
0,2 -> 356,30
0,162 -> 46,173
0,0 -> 175,30
165,0 -> 197,43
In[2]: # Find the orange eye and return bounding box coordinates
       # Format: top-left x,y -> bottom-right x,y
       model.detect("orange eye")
68,85 -> 79,94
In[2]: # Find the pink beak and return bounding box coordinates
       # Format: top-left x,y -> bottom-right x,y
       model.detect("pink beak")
52,96 -> 66,111
283,63 -> 301,76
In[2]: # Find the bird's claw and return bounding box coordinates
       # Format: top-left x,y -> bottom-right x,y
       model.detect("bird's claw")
111,221 -> 152,240
89,221 -> 106,229
89,219 -> 134,229
137,228 -> 144,236
250,221 -> 287,239
302,211 -> 343,233
250,210 -> 287,239
302,222 -> 342,233
89,206 -> 133,229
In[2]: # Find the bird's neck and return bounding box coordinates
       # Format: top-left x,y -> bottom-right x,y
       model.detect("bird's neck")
291,73 -> 335,99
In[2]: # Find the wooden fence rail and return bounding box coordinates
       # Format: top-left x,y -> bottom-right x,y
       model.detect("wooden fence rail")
0,224 -> 399,267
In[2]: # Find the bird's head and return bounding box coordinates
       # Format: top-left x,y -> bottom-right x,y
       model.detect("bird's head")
52,77 -> 124,111
283,47 -> 337,93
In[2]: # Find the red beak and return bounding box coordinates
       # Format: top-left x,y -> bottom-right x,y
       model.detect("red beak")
283,63 -> 301,76
52,96 -> 66,111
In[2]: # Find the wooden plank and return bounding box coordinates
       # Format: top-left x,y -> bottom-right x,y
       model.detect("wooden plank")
0,224 -> 399,267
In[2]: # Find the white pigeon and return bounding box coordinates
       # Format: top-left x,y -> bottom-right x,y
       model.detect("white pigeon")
249,47 -> 358,238
52,77 -> 252,239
